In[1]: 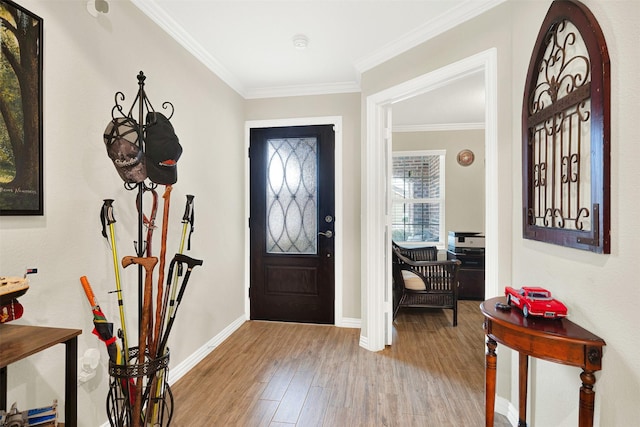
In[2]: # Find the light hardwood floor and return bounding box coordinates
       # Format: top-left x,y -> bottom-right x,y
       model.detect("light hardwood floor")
169,301 -> 511,426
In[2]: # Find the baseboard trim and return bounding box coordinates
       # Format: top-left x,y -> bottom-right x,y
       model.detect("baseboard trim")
495,395 -> 518,426
337,317 -> 361,329
359,334 -> 369,349
167,315 -> 245,384
98,315 -> 246,427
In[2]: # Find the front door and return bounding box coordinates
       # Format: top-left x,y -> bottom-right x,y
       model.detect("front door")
249,125 -> 335,324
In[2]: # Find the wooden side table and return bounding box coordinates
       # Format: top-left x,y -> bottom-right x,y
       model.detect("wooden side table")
0,324 -> 82,427
480,297 -> 605,427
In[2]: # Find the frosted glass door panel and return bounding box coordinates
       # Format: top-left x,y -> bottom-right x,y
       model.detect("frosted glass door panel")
266,137 -> 318,254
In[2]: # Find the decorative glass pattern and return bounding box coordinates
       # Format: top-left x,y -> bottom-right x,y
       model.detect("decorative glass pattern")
266,138 -> 318,254
392,153 -> 443,243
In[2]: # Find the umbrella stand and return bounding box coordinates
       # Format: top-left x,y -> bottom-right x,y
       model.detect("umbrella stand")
107,346 -> 173,427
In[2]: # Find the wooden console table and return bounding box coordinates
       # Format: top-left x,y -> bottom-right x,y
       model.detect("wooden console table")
480,297 -> 605,427
0,324 -> 82,427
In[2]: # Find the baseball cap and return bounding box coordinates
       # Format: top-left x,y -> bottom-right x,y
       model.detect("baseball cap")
103,117 -> 147,183
145,112 -> 182,185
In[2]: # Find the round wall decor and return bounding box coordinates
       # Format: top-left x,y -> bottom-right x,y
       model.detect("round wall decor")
457,149 -> 475,166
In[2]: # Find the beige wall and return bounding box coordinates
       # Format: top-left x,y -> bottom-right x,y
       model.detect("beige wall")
0,1 -> 245,425
245,94 -> 362,318
510,1 -> 640,426
365,1 -> 640,425
393,130 -> 485,240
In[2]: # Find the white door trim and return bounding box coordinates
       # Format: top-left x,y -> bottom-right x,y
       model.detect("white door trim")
362,48 -> 499,351
244,117 -> 344,325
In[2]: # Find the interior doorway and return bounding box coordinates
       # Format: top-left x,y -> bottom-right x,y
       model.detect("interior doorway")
362,48 -> 499,351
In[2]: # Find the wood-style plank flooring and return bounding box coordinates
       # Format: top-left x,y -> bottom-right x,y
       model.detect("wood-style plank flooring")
170,301 -> 511,426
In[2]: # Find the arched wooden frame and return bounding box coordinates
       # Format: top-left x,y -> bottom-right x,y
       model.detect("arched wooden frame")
522,0 -> 610,253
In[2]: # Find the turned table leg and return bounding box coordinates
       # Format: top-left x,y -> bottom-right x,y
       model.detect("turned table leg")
485,337 -> 497,427
518,353 -> 529,427
579,370 -> 596,427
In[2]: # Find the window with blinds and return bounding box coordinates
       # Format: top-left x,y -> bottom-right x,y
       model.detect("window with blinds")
392,150 -> 445,246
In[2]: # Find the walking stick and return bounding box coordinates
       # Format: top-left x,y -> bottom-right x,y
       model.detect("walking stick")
135,187 -> 158,351
100,199 -> 130,360
121,255 -> 158,427
157,254 -> 203,354
182,194 -> 195,252
150,185 -> 172,358
140,186 -> 172,427
157,194 -> 194,356
144,261 -> 176,425
145,254 -> 202,426
148,194 -> 194,424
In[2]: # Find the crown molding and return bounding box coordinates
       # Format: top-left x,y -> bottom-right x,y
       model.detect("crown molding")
392,122 -> 485,133
354,0 -> 507,73
244,81 -> 361,100
130,0 -> 247,97
132,0 -> 505,99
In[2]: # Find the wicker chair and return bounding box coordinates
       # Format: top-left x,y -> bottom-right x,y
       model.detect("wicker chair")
392,241 -> 438,262
392,244 -> 461,326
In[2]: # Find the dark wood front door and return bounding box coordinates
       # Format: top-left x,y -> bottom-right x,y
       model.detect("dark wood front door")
249,125 -> 335,324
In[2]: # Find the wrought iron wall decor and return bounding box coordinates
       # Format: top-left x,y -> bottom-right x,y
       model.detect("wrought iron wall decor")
522,0 -> 610,253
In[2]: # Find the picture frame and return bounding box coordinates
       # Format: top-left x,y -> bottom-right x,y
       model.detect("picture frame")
0,0 -> 43,215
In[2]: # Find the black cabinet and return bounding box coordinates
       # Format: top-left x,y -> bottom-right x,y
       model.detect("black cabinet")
447,250 -> 485,300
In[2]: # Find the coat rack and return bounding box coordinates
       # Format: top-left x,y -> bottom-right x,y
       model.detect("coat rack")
105,71 -> 175,427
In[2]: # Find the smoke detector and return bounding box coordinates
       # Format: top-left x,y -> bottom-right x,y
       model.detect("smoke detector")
292,34 -> 309,50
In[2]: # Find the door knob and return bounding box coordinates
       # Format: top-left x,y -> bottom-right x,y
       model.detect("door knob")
318,230 -> 333,238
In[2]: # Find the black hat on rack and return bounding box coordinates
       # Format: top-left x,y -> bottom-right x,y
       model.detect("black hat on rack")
103,117 -> 147,183
145,112 -> 182,185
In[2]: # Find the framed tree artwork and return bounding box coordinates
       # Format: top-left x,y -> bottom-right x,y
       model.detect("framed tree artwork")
0,0 -> 43,215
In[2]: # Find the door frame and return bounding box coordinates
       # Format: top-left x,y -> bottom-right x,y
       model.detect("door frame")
245,117 -> 343,325
362,48 -> 499,351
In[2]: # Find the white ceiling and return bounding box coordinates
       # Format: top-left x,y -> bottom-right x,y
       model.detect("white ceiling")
392,70 -> 486,130
131,0 -> 500,126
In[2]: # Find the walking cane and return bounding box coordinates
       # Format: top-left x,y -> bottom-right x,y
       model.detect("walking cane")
157,194 -> 194,354
143,253 -> 202,420
150,185 -> 172,358
141,186 -> 173,427
157,254 -> 203,354
122,255 -> 158,427
147,194 -> 194,425
100,199 -> 130,359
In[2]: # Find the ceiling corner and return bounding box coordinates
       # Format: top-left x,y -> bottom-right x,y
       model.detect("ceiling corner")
354,0 -> 508,73
130,0 -> 247,97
